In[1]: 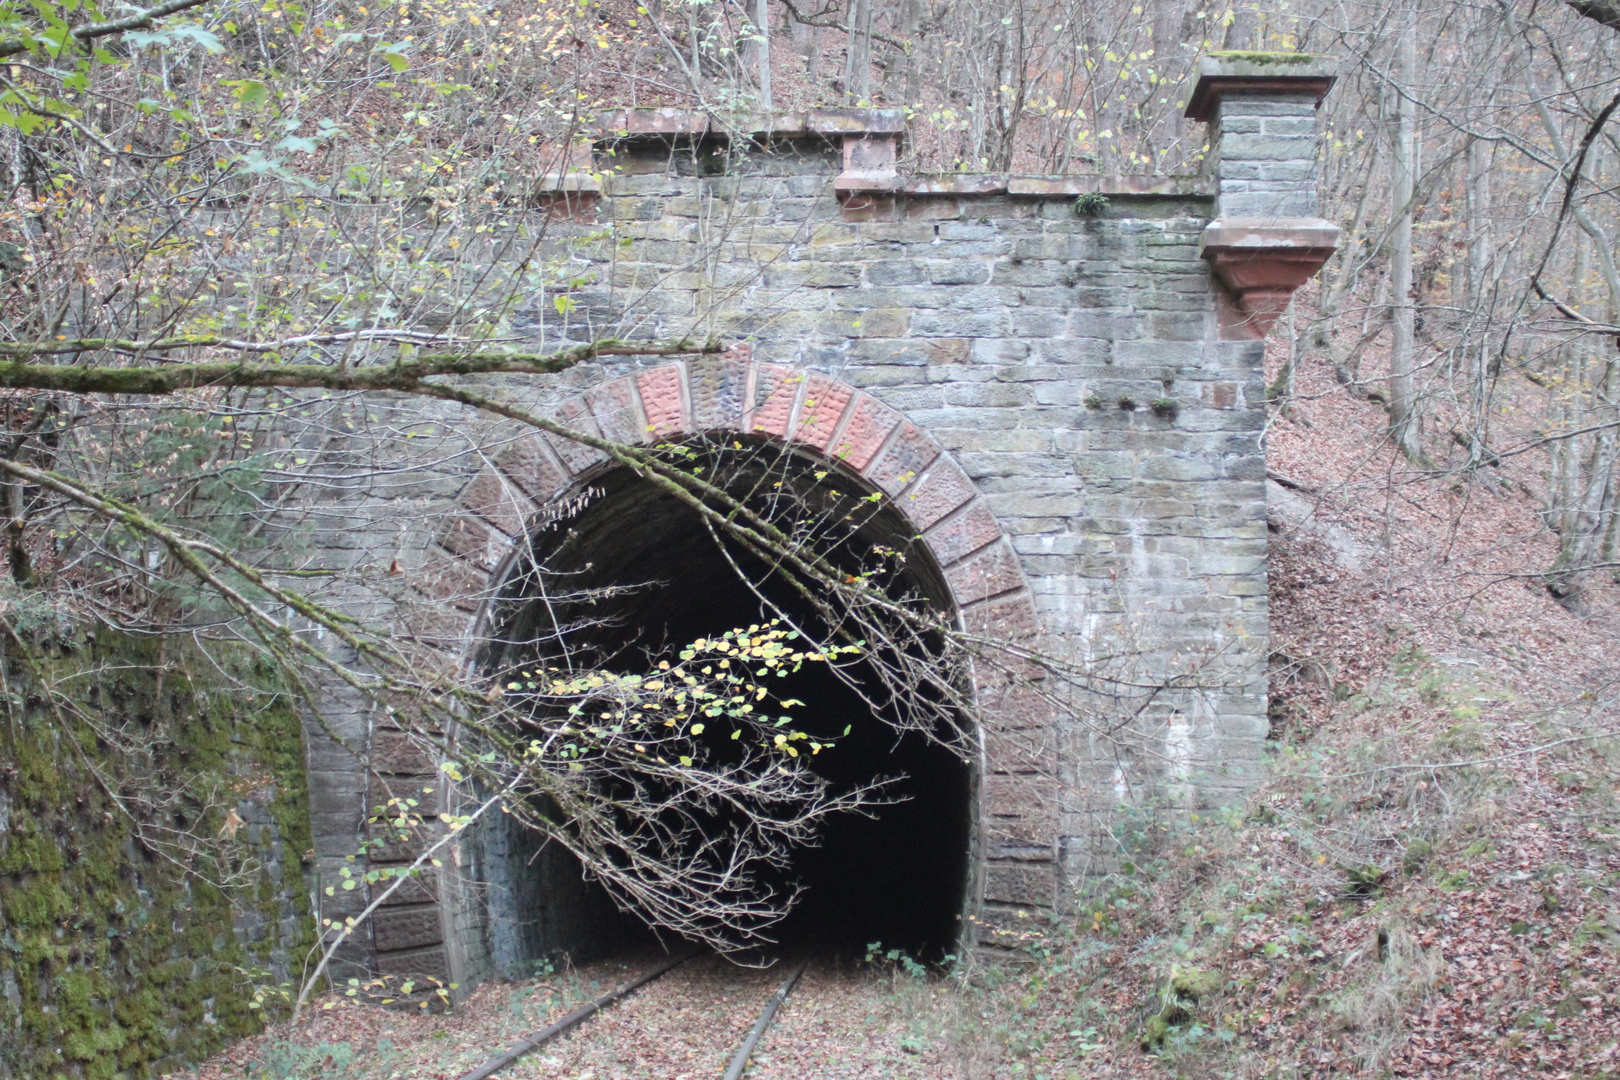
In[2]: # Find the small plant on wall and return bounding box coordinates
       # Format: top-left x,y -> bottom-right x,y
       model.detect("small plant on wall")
1075,192 -> 1111,216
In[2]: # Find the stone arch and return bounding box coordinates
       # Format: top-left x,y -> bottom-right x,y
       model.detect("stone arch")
437,347 -> 1040,639
388,351 -> 1058,980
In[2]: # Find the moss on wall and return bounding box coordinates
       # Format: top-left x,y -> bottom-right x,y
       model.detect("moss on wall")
0,621 -> 314,1079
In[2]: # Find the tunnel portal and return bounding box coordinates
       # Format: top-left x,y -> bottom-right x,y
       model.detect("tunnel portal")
477,443 -> 975,966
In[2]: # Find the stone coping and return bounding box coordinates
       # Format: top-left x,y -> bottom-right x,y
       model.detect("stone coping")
1184,52 -> 1338,122
837,173 -> 1212,197
1199,217 -> 1340,253
593,106 -> 907,138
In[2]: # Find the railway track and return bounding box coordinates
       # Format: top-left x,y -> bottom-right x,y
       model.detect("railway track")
456,949 -> 810,1080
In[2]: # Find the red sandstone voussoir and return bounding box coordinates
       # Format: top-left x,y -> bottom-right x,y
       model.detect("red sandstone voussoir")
585,375 -> 648,446
459,467 -> 538,538
946,537 -> 1025,606
961,589 -> 1040,641
435,515 -> 508,572
830,393 -> 900,472
978,679 -> 1058,730
922,499 -> 1002,567
408,554 -> 496,613
750,364 -> 804,439
494,434 -> 569,500
791,374 -> 855,452
899,454 -> 977,530
636,363 -> 689,439
863,421 -> 940,496
547,399 -> 609,475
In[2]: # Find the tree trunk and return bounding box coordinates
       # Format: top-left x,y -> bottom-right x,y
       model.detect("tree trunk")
755,0 -> 772,111
842,0 -> 871,103
1388,17 -> 1422,460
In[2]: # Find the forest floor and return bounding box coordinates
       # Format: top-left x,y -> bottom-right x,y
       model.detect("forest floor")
181,337 -> 1620,1079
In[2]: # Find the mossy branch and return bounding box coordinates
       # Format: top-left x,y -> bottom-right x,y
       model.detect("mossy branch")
0,337 -> 721,394
0,0 -> 216,61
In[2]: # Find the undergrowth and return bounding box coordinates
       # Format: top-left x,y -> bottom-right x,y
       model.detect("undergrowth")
955,653 -> 1620,1078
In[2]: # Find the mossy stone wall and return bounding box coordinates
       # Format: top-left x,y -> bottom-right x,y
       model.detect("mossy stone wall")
0,622 -> 314,1079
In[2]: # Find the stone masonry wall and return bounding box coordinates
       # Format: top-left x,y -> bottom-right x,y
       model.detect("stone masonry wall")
292,56 -> 1337,987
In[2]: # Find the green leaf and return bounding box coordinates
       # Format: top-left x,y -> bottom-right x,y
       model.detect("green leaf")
231,79 -> 268,106
171,23 -> 223,52
376,41 -> 411,71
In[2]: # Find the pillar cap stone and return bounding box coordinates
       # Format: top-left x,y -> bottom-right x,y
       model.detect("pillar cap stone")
1200,217 -> 1339,337
1184,52 -> 1339,122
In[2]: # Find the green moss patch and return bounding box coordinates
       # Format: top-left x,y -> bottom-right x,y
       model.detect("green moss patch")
0,624 -> 313,1078
1207,50 -> 1325,65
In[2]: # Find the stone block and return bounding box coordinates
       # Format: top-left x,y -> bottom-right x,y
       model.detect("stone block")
764,262 -> 862,288
371,731 -> 439,776
459,467 -> 538,538
792,374 -> 856,451
636,364 -> 689,438
984,775 -> 1058,843
983,725 -> 1057,774
374,946 -> 453,982
897,455 -> 976,530
863,421 -> 940,495
1218,190 -> 1317,218
974,904 -> 1050,948
927,261 -> 991,285
1257,159 -> 1317,181
1068,310 -> 1141,340
909,309 -> 1010,338
865,260 -> 926,285
689,357 -> 751,432
372,869 -> 440,906
750,364 -> 806,438
984,863 -> 1056,906
495,435 -> 569,500
921,499 -> 1002,566
370,904 -> 446,952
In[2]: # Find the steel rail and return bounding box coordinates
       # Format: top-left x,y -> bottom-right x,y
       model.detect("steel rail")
720,956 -> 811,1080
456,948 -> 699,1080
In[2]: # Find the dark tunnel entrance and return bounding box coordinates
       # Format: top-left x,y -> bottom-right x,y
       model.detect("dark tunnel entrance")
475,443 -> 975,966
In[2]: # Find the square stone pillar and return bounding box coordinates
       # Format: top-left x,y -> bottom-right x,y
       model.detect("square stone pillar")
1186,53 -> 1340,337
